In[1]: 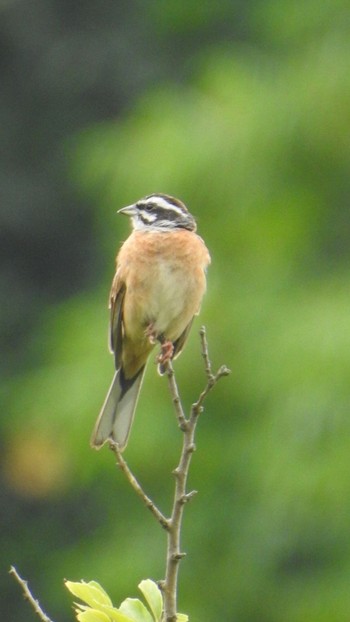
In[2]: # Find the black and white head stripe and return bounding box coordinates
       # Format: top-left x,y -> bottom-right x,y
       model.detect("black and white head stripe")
133,193 -> 197,232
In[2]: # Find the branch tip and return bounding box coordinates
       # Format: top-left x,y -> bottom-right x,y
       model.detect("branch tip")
218,364 -> 231,377
171,552 -> 186,561
180,490 -> 198,504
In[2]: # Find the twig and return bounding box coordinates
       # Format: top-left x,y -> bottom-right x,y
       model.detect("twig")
111,327 -> 229,622
161,361 -> 196,622
164,361 -> 188,431
199,325 -> 214,381
162,327 -> 230,622
109,441 -> 169,530
192,329 -> 230,417
9,566 -> 55,622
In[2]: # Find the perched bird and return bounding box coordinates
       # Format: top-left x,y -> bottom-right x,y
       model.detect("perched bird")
91,193 -> 210,450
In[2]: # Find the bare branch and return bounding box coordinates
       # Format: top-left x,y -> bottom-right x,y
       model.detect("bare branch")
192,362 -> 231,419
199,325 -> 214,381
110,327 -> 229,622
161,327 -> 230,622
164,360 -> 188,430
161,359 -> 192,622
9,566 -> 55,622
109,440 -> 170,530
193,328 -> 231,417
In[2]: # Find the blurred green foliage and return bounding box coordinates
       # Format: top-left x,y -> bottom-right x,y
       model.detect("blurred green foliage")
2,1 -> 350,621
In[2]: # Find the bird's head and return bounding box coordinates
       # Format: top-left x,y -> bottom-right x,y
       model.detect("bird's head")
118,193 -> 197,232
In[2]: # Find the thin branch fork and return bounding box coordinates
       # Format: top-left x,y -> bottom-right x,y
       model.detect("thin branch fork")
112,326 -> 230,622
162,327 -> 230,622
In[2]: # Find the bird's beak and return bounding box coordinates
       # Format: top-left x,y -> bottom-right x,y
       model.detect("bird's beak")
118,204 -> 138,217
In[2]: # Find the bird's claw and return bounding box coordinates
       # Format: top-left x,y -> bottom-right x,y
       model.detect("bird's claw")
157,340 -> 174,366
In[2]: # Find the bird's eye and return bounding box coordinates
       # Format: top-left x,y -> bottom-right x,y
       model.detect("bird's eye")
144,204 -> 154,212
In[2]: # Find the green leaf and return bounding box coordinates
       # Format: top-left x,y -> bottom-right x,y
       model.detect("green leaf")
176,614 -> 189,622
119,597 -> 154,622
138,580 -> 163,622
76,609 -> 111,622
65,580 -> 113,608
97,606 -> 136,622
74,604 -> 136,622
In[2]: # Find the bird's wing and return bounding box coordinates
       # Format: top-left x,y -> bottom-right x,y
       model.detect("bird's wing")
109,269 -> 126,369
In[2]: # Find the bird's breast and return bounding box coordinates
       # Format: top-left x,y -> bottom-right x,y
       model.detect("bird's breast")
118,229 -> 210,341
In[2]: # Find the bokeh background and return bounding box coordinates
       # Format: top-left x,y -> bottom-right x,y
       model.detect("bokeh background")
1,1 -> 350,621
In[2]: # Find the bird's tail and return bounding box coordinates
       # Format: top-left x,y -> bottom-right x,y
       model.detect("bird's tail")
91,366 -> 145,450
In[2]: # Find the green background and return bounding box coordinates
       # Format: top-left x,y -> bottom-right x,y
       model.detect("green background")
1,1 -> 350,620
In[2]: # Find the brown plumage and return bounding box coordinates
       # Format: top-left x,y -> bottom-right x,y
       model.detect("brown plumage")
91,194 -> 210,450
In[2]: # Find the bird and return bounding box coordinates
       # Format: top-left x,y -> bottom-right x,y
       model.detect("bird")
90,193 -> 211,451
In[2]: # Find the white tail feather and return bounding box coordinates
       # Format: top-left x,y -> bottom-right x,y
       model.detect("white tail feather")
91,368 -> 145,450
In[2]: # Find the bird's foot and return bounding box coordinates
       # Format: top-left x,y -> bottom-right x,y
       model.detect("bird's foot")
145,325 -> 174,368
157,339 -> 174,366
